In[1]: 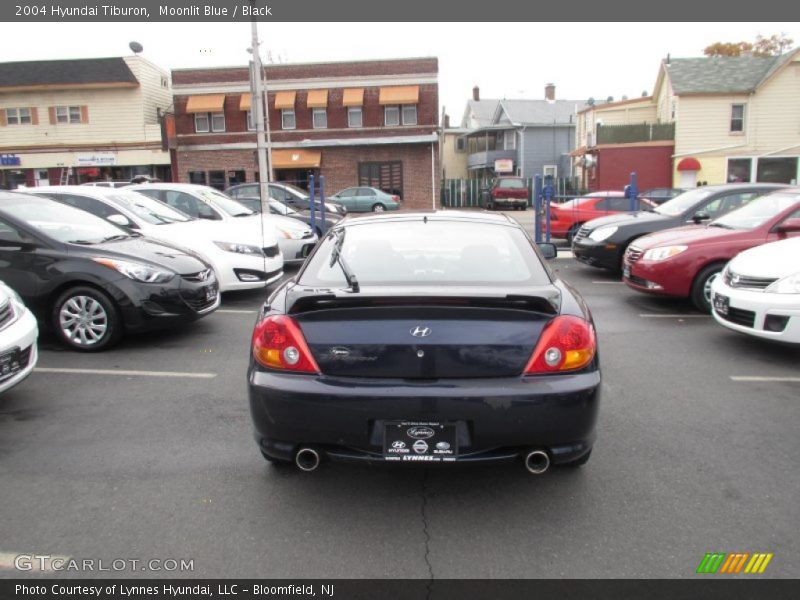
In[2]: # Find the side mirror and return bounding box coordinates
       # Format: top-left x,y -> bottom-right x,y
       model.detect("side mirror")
538,242 -> 558,260
692,211 -> 711,224
775,217 -> 800,234
107,214 -> 132,228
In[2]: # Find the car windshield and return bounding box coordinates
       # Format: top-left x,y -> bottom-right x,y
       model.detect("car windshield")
497,179 -> 524,189
299,220 -> 551,287
654,188 -> 713,216
237,197 -> 262,213
110,191 -> 193,225
275,183 -> 309,199
268,199 -> 300,216
4,198 -> 131,244
199,189 -> 256,217
711,192 -> 800,230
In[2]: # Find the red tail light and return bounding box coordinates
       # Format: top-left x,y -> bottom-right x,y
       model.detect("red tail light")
392,195 -> 401,202
523,316 -> 596,374
252,315 -> 320,373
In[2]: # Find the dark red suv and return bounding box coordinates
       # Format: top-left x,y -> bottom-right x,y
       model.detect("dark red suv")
482,177 -> 529,211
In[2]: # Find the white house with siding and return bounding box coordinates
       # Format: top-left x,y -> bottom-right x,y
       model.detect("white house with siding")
0,56 -> 172,189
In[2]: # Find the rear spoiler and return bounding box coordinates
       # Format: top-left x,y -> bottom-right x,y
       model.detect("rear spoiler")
287,289 -> 560,316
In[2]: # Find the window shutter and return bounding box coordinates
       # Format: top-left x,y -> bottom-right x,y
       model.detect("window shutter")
80,106 -> 89,123
31,107 -> 39,125
0,110 -> 6,127
48,107 -> 56,124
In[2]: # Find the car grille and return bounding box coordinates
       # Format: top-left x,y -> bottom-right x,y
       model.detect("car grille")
717,306 -> 756,328
179,283 -> 218,312
0,344 -> 32,383
572,225 -> 591,243
625,245 -> 644,263
723,270 -> 777,290
0,300 -> 14,331
181,269 -> 214,283
263,245 -> 280,258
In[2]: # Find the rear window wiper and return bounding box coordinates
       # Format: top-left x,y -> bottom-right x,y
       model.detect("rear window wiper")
329,229 -> 360,293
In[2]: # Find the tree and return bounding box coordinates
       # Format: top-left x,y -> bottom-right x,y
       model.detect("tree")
703,34 -> 793,57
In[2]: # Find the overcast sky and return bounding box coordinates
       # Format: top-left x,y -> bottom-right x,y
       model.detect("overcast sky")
2,22 -> 798,121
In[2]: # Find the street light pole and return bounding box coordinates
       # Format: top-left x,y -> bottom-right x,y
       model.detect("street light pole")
249,9 -> 270,206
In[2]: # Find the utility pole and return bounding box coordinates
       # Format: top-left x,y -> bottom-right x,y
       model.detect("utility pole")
249,7 -> 270,206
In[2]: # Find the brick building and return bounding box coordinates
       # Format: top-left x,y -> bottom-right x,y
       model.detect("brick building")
171,57 -> 440,210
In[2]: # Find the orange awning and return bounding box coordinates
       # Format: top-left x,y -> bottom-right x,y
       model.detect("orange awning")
306,89 -> 328,108
239,93 -> 252,111
379,85 -> 419,105
342,88 -> 364,107
274,91 -> 296,110
185,94 -> 225,113
272,149 -> 321,169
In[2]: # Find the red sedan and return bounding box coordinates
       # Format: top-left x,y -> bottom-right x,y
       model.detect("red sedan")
545,192 -> 651,242
623,189 -> 800,311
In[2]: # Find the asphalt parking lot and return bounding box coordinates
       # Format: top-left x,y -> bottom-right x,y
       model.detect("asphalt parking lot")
1,230 -> 799,579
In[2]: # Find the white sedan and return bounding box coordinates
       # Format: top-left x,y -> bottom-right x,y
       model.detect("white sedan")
711,237 -> 800,344
0,281 -> 38,394
129,183 -> 318,265
21,186 -> 283,292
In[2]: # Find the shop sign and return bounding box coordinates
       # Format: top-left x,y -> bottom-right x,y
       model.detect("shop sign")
0,154 -> 21,166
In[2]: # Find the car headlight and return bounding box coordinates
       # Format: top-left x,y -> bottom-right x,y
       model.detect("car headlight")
588,226 -> 618,242
214,241 -> 264,256
642,245 -> 688,261
93,258 -> 175,283
766,272 -> 800,294
278,228 -> 305,240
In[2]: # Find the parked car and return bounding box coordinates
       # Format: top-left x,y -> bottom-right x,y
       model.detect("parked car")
328,186 -> 401,213
623,189 -> 800,312
234,195 -> 341,237
129,183 -> 317,265
248,211 -> 600,473
711,237 -> 800,345
638,187 -> 685,205
0,280 -> 38,393
573,184 -> 786,271
226,182 -> 347,216
82,181 -> 131,189
0,192 -> 219,351
480,176 -> 529,211
19,186 -> 282,292
546,192 -> 653,242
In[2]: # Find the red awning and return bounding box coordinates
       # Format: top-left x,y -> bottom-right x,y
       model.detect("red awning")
677,157 -> 701,171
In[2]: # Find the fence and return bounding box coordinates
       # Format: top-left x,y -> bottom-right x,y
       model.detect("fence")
596,122 -> 675,145
440,177 -> 581,208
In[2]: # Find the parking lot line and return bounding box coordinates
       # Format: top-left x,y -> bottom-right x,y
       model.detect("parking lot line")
34,368 -> 217,379
730,376 -> 800,383
638,314 -> 711,318
216,309 -> 258,314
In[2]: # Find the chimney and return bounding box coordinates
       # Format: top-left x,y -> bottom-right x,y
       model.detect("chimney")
444,114 -> 450,128
472,86 -> 480,101
545,83 -> 556,101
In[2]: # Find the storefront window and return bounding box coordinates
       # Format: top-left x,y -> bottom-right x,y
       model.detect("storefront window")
189,171 -> 207,185
727,158 -> 752,183
757,157 -> 798,184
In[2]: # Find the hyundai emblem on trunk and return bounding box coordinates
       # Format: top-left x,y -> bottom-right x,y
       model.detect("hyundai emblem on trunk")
410,326 -> 431,338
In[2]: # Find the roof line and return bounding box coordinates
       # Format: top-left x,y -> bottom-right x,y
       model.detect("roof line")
171,56 -> 439,73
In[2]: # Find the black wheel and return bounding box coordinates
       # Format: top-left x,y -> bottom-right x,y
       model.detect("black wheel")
519,204 -> 527,211
691,263 -> 725,312
565,223 -> 583,244
51,286 -> 122,351
486,201 -> 494,210
562,450 -> 592,468
371,203 -> 386,213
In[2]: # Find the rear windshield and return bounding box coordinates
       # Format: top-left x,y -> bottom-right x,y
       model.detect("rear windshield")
110,191 -> 193,225
496,178 -> 525,189
654,188 -> 713,216
299,220 -> 551,287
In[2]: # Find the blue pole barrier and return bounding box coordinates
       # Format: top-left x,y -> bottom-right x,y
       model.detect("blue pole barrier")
308,174 -> 316,235
629,171 -> 639,212
319,175 -> 327,236
533,175 -> 543,243
544,178 -> 553,243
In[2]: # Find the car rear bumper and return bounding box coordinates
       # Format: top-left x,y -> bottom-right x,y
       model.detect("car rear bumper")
248,369 -> 600,465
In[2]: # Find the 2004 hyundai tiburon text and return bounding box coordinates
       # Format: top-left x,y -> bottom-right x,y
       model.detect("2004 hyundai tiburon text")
248,212 -> 600,474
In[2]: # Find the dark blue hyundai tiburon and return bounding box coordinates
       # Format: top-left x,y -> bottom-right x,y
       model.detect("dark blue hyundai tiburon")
248,211 -> 600,474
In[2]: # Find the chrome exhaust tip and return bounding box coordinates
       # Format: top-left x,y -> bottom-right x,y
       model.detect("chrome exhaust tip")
295,447 -> 321,472
524,449 -> 550,475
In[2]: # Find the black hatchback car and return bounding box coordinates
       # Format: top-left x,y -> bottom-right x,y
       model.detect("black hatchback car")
572,183 -> 788,271
248,211 -> 600,474
0,192 -> 219,351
